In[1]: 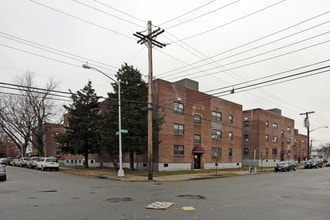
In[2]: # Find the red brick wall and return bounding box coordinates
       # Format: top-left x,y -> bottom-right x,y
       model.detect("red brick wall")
154,79 -> 242,169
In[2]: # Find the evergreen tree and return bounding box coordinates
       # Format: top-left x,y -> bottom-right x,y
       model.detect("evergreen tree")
60,81 -> 101,168
102,63 -> 148,169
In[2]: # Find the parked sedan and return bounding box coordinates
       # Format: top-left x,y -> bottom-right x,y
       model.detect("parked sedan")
274,161 -> 296,172
326,160 -> 330,167
37,157 -> 59,171
304,159 -> 323,169
0,165 -> 6,181
26,157 -> 40,169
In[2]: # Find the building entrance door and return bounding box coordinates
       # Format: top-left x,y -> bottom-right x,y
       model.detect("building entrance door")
193,154 -> 201,169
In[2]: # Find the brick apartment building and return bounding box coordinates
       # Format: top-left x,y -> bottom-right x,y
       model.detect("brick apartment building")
153,78 -> 243,171
293,129 -> 308,163
0,132 -> 20,158
242,108 -> 306,167
34,78 -> 308,171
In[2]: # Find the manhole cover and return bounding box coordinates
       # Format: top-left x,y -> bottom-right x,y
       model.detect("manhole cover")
106,197 -> 133,203
177,194 -> 206,200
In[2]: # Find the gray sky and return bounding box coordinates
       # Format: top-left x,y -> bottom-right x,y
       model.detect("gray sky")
1,0 -> 329,148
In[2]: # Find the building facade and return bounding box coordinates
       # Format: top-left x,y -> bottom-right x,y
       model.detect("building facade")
242,108 -> 297,167
153,79 -> 243,171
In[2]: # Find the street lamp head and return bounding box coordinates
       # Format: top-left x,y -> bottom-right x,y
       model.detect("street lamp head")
82,63 -> 91,69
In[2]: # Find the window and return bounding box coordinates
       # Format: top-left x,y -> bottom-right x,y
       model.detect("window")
174,102 -> 184,114
212,147 -> 221,157
194,114 -> 201,125
174,145 -> 184,156
266,134 -> 269,142
194,134 -> 201,145
229,115 -> 233,124
174,124 -> 184,135
272,148 -> 277,155
212,111 -> 222,122
281,130 -> 284,137
266,121 -> 269,128
287,127 -> 291,133
272,123 -> 278,130
244,134 -> 249,142
212,130 -> 222,139
229,148 -> 233,157
229,132 -> 233,140
244,148 -> 249,155
266,148 -> 269,155
244,120 -> 249,127
272,136 -> 278,143
287,138 -> 291,144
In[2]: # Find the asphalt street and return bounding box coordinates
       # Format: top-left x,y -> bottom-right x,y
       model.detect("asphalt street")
1,166 -> 329,220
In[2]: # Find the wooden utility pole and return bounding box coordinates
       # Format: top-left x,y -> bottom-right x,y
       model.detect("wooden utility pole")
147,21 -> 153,180
134,21 -> 166,180
300,111 -> 315,159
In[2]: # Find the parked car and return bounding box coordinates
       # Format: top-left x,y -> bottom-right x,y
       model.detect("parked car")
274,161 -> 296,172
26,157 -> 40,169
0,158 -> 7,164
11,158 -> 19,166
325,160 -> 330,167
0,165 -> 6,181
37,157 -> 59,171
18,157 -> 29,167
304,159 -> 323,169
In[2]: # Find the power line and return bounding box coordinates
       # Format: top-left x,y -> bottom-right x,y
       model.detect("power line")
74,0 -> 145,28
157,64 -> 329,108
158,11 -> 329,77
93,0 -> 146,24
161,28 -> 329,80
164,0 -> 240,29
159,0 -> 216,26
167,39 -> 330,81
30,0 -> 135,40
0,31 -> 119,72
173,0 -> 286,43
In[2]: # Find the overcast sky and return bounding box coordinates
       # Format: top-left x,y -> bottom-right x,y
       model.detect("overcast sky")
1,0 -> 329,148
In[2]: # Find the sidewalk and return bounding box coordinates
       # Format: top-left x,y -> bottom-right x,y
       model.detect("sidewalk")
61,167 -> 259,182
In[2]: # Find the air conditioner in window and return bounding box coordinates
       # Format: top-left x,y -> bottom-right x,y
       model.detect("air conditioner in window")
212,152 -> 218,157
212,135 -> 217,139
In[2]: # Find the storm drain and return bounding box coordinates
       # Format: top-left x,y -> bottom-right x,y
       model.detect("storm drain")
106,197 -> 133,203
177,194 -> 206,200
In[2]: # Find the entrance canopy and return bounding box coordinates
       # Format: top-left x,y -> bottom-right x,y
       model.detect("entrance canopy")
192,145 -> 206,154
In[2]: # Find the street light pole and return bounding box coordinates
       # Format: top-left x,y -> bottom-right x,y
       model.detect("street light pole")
82,64 -> 124,177
309,126 -> 328,158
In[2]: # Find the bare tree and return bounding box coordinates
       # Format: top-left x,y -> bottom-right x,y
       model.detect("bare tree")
0,71 -> 59,156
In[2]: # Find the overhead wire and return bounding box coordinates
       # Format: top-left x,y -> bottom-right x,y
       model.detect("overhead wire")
30,0 -> 135,41
156,62 -> 329,108
159,0 -> 216,26
160,21 -> 329,79
163,0 -> 240,29
159,11 -> 329,77
173,0 -> 286,43
167,39 -> 330,81
0,31 -> 118,73
73,0 -> 145,28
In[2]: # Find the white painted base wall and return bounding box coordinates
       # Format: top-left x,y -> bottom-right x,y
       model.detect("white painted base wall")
204,162 -> 242,169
